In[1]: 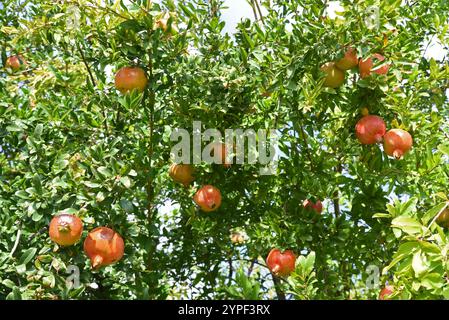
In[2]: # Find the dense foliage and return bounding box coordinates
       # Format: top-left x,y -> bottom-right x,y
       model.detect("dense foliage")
0,0 -> 448,300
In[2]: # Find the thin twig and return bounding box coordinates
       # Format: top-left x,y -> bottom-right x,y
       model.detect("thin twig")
253,0 -> 265,24
9,227 -> 22,257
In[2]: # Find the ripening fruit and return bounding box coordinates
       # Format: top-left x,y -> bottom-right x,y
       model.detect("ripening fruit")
5,55 -> 26,71
359,53 -> 389,78
210,142 -> 233,168
84,227 -> 125,269
169,164 -> 195,187
383,129 -> 413,159
303,199 -> 323,214
193,185 -> 222,212
379,285 -> 394,300
355,115 -> 386,145
335,47 -> 358,70
49,214 -> 83,246
114,66 -> 148,94
266,249 -> 296,277
320,62 -> 345,88
436,208 -> 449,228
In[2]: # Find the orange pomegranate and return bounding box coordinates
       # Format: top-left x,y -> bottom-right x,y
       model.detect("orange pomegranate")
379,285 -> 394,300
114,66 -> 148,94
302,199 -> 323,214
355,115 -> 386,144
5,54 -> 26,71
193,185 -> 222,212
359,53 -> 389,78
266,249 -> 296,277
169,163 -> 195,187
320,62 -> 345,88
84,227 -> 125,269
335,47 -> 358,70
383,129 -> 413,159
49,214 -> 83,246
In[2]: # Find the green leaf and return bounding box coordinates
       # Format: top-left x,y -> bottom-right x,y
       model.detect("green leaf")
18,248 -> 37,265
391,216 -> 422,235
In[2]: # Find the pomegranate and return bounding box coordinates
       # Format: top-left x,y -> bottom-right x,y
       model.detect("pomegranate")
303,199 -> 323,214
436,208 -> 449,228
114,66 -> 148,94
5,54 -> 26,71
266,249 -> 296,277
169,163 -> 195,187
355,115 -> 386,144
49,214 -> 83,246
359,53 -> 389,78
383,129 -> 413,159
84,227 -> 125,269
335,47 -> 358,70
193,185 -> 222,212
379,285 -> 394,300
210,142 -> 233,167
320,62 -> 345,88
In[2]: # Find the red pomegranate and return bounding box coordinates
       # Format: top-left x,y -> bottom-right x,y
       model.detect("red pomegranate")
49,214 -> 83,246
379,285 -> 394,300
266,249 -> 296,277
335,47 -> 358,70
84,227 -> 125,269
114,66 -> 148,94
383,129 -> 413,159
303,199 -> 323,214
5,54 -> 26,71
355,115 -> 386,144
193,185 -> 222,212
359,53 -> 389,78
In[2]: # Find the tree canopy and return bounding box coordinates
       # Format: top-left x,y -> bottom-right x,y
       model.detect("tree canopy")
0,0 -> 449,300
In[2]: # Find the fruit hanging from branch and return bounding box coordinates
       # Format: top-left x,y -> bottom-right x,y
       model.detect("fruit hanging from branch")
320,62 -> 345,88
383,129 -> 413,159
303,199 -> 323,214
193,185 -> 222,212
49,214 -> 83,246
210,142 -> 233,168
359,53 -> 390,78
379,285 -> 394,300
355,115 -> 386,144
84,227 -> 125,269
5,54 -> 26,72
114,66 -> 148,94
436,207 -> 449,228
335,47 -> 358,70
266,249 -> 296,277
169,163 -> 195,187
